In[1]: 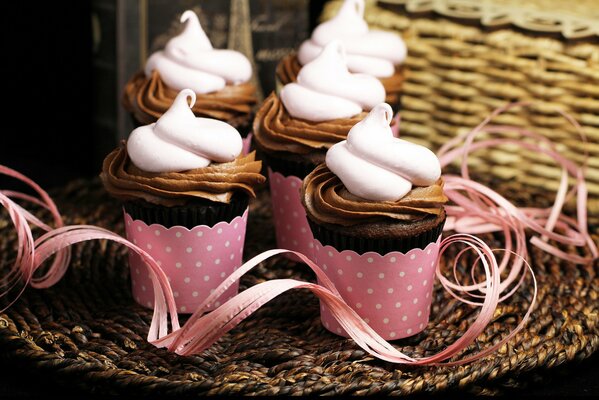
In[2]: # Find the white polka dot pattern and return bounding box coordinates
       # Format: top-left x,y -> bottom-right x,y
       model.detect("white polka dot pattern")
124,208 -> 249,314
313,237 -> 441,340
268,168 -> 314,262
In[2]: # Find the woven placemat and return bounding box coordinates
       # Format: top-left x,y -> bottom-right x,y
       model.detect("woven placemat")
0,179 -> 597,396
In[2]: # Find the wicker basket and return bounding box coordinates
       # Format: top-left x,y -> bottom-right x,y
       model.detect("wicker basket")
322,0 -> 599,224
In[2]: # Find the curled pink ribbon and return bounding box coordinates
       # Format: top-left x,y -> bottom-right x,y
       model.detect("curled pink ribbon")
0,102 -> 596,365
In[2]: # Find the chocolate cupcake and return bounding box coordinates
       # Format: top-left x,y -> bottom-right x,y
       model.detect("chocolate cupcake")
301,103 -> 447,254
123,10 -> 257,139
276,0 -> 406,112
304,164 -> 446,254
101,88 -> 265,313
301,103 -> 447,339
104,89 -> 264,228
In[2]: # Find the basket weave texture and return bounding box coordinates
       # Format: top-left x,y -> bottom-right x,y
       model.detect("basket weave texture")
322,0 -> 599,224
0,179 -> 597,396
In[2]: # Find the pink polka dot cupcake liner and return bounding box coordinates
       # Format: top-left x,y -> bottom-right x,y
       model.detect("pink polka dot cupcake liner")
241,133 -> 253,155
313,236 -> 442,340
123,208 -> 249,314
268,168 -> 315,261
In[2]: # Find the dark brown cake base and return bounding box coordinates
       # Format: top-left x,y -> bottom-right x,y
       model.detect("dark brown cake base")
307,211 -> 446,254
123,194 -> 249,229
254,145 -> 325,180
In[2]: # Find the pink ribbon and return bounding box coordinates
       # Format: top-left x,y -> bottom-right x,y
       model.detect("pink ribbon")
0,165 -> 180,341
0,102 -> 596,365
438,102 -> 597,266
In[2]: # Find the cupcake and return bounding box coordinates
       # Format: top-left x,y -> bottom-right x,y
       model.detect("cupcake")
101,89 -> 265,313
123,10 -> 257,152
301,103 -> 447,339
253,40 -> 385,258
276,0 -> 406,112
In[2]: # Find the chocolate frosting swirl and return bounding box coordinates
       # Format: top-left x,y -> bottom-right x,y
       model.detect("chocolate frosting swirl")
123,70 -> 257,126
101,142 -> 265,206
276,54 -> 302,89
302,164 -> 447,226
276,53 -> 404,109
252,92 -> 366,156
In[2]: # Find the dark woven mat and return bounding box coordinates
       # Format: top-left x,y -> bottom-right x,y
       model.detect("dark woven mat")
0,179 -> 597,396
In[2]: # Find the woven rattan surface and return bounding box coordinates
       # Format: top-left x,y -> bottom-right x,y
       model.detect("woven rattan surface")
0,179 -> 597,396
321,0 -> 599,224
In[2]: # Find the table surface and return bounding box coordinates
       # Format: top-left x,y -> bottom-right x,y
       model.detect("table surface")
0,352 -> 597,397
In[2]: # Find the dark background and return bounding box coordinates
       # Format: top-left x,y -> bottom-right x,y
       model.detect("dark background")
1,1 -> 597,397
3,3 -> 95,189
1,1 -> 325,190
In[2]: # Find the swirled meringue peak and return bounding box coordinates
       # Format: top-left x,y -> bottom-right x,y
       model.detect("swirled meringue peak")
144,10 -> 252,94
326,103 -> 441,201
280,40 -> 385,122
297,0 -> 406,77
127,89 -> 243,173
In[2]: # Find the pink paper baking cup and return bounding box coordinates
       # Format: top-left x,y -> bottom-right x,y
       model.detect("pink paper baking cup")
268,168 -> 315,261
124,208 -> 249,314
242,133 -> 253,155
313,236 -> 441,340
391,112 -> 401,137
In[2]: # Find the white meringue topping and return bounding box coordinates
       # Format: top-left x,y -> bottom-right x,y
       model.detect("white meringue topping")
280,41 -> 385,122
128,89 -> 243,173
326,103 -> 441,201
297,0 -> 406,78
144,10 -> 252,94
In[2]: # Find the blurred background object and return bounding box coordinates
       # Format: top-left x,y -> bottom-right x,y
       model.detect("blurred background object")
94,0 -> 310,150
2,0 -> 326,189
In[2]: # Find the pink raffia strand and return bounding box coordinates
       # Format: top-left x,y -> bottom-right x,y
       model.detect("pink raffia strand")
0,101 -> 595,365
0,167 -> 527,366
0,166 -> 70,306
33,226 -> 181,340
0,165 -> 535,366
152,241 -> 535,367
437,101 -> 597,265
0,165 -> 180,341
